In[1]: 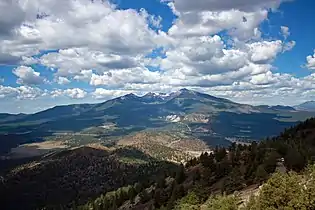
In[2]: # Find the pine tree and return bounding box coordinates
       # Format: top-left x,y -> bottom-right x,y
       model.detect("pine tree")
175,164 -> 186,184
255,164 -> 268,183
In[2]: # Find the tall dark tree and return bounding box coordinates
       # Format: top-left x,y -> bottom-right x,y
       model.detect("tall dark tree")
175,164 -> 186,184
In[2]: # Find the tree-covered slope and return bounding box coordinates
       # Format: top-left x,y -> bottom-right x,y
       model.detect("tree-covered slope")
76,118 -> 315,210
174,165 -> 315,210
2,118 -> 315,210
0,147 -> 180,210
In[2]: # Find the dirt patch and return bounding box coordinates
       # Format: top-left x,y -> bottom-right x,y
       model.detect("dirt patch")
85,143 -> 111,151
8,140 -> 69,159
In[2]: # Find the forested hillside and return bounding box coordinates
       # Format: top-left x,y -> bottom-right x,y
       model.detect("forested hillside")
172,165 -> 315,209
78,118 -> 315,210
0,147 -> 180,209
2,118 -> 315,210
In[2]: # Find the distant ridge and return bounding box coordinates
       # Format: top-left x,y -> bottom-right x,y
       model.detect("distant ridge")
294,101 -> 315,111
0,88 -> 312,156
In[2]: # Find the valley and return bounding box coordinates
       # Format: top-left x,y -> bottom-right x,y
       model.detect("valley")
1,89 -> 314,161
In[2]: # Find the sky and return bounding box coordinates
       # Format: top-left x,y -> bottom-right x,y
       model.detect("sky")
1,0 -> 315,114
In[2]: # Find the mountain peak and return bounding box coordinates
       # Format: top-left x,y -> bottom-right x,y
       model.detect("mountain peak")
144,92 -> 159,97
176,88 -> 198,96
142,92 -> 172,102
119,93 -> 139,100
179,88 -> 193,92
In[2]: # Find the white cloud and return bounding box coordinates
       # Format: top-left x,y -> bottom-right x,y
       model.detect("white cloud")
92,88 -> 135,99
283,41 -> 296,52
0,0 -> 167,70
306,50 -> 315,70
0,0 -> 312,113
0,1 -> 25,37
168,9 -> 267,41
74,70 -> 93,82
0,85 -> 44,99
0,0 -> 163,55
250,71 -> 278,85
165,0 -> 288,13
51,88 -> 87,99
281,26 -> 290,39
0,85 -> 17,98
247,40 -> 283,63
17,85 -> 46,99
159,35 -> 246,75
152,35 -> 283,88
21,56 -> 39,65
164,0 -> 288,42
55,76 -> 71,85
65,88 -> 86,99
12,66 -> 46,85
194,71 -> 315,106
90,67 -> 161,87
140,8 -> 163,29
40,48 -> 141,77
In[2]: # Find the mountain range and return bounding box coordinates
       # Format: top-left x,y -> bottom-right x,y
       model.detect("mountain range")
294,101 -> 315,111
1,89 -> 315,157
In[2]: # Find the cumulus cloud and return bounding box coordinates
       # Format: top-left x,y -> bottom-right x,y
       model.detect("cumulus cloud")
168,8 -> 267,40
21,56 -> 39,65
0,0 -> 25,37
0,0 -> 313,112
0,0 -> 162,55
90,67 -> 161,87
247,40 -> 284,63
0,85 -> 17,98
159,35 -> 245,75
164,0 -> 288,13
165,0 -> 288,42
281,26 -> 290,39
0,85 -> 44,99
0,0 -> 167,76
12,66 -> 46,85
92,88 -> 135,99
0,53 -> 21,65
55,77 -> 71,85
74,70 -> 93,82
40,48 -> 140,77
283,41 -> 296,52
51,88 -> 87,99
306,50 -> 315,70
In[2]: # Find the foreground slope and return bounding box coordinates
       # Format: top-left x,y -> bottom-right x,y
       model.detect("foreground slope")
0,147 -> 180,210
77,118 -> 315,210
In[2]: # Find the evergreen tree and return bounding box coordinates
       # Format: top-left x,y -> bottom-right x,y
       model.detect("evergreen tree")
204,194 -> 239,210
154,189 -> 162,208
175,164 -> 186,184
285,147 -> 306,171
127,186 -> 137,201
255,164 -> 268,183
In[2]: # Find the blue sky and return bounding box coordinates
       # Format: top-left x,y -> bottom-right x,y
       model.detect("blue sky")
271,0 -> 315,77
0,0 -> 315,113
